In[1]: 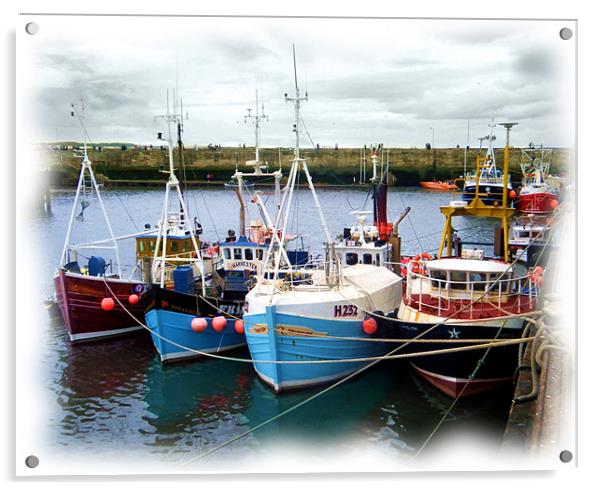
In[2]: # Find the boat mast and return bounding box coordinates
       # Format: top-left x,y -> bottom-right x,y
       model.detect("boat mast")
262,44 -> 337,300
59,100 -> 122,277
152,92 -> 206,293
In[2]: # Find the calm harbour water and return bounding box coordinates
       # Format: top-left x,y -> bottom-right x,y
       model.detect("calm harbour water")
32,185 -> 511,467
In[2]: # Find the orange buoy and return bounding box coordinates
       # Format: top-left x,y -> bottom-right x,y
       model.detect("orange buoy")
128,294 -> 140,305
234,319 -> 245,334
362,318 -> 377,335
101,297 -> 115,311
550,199 -> 559,209
212,315 -> 227,332
191,317 -> 208,333
508,190 -> 517,199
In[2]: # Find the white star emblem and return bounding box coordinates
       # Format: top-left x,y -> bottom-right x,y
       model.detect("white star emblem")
448,328 -> 460,339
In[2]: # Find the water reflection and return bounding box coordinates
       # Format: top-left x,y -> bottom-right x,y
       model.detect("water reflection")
39,188 -> 509,460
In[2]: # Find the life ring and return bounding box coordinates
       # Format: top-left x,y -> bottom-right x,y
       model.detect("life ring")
411,254 -> 428,276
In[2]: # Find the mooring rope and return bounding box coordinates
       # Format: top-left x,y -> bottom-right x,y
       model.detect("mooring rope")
102,279 -> 536,365
413,207 -> 560,455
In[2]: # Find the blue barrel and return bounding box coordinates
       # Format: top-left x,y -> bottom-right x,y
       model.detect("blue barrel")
88,256 -> 106,276
173,266 -> 195,294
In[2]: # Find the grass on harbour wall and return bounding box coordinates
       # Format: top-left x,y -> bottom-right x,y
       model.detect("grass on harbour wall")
42,145 -> 572,187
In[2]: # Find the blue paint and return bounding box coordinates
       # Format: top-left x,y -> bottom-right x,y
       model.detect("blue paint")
145,309 -> 246,362
244,310 -> 391,391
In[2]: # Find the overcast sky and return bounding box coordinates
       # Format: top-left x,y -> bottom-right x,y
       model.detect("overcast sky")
21,16 -> 575,148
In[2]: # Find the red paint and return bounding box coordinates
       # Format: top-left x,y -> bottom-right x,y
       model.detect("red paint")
101,297 -> 115,311
362,318 -> 378,335
234,319 -> 245,334
191,317 -> 208,333
53,269 -> 145,341
212,316 -> 227,332
517,192 -> 559,214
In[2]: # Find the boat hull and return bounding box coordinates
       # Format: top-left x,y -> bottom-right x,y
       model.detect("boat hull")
375,314 -> 526,398
53,269 -> 146,342
141,286 -> 246,362
419,181 -> 457,191
517,191 -> 558,214
244,309 -> 398,392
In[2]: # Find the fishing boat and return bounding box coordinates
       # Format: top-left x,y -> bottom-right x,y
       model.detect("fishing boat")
517,145 -> 560,214
53,102 -> 148,342
334,145 -> 410,272
140,98 -> 247,362
243,46 -> 404,392
374,123 -> 543,398
419,180 -> 457,191
508,214 -> 556,267
462,122 -> 515,205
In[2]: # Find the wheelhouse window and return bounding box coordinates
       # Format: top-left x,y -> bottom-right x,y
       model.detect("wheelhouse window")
245,248 -> 253,261
138,240 -> 145,252
233,248 -> 242,260
346,253 -> 358,265
223,248 -> 232,260
469,272 -> 487,291
430,269 -> 447,289
256,249 -> 264,260
363,254 -> 373,265
375,254 -> 381,266
449,270 -> 467,290
170,241 -> 179,253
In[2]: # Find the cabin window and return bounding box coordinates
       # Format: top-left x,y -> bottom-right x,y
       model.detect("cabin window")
223,248 -> 231,260
245,248 -> 253,261
363,254 -> 373,265
149,240 -> 155,251
430,270 -> 447,289
234,248 -> 242,260
375,254 -> 381,266
256,249 -> 264,261
469,272 -> 487,291
346,253 -> 358,265
138,241 -> 145,252
171,241 -> 179,253
449,271 -> 467,290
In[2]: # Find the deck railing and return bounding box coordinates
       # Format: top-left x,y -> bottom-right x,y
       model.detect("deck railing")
405,260 -> 539,318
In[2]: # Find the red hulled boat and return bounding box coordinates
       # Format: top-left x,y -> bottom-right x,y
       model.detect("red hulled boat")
52,102 -> 148,342
517,146 -> 560,214
54,269 -> 145,341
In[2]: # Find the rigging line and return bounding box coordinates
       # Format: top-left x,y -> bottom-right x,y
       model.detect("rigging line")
182,201 -> 562,467
411,219 -> 557,457
398,192 -> 425,252
186,167 -> 221,242
299,115 -> 350,187
117,194 -> 139,231
101,277 -> 533,365
176,337 -> 533,467
414,317 -> 509,459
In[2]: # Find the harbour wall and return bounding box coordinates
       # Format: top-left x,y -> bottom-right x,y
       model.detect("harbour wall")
43,146 -> 573,187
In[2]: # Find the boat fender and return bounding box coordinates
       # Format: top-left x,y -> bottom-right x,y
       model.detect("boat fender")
128,294 -> 140,305
234,319 -> 245,334
362,318 -> 377,335
191,317 -> 208,333
100,297 -> 115,311
212,316 -> 227,332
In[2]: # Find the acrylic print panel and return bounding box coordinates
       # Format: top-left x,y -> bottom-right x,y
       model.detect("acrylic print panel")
16,14 -> 576,475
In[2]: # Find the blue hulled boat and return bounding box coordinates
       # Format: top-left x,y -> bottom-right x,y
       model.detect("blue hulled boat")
243,47 -> 404,392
